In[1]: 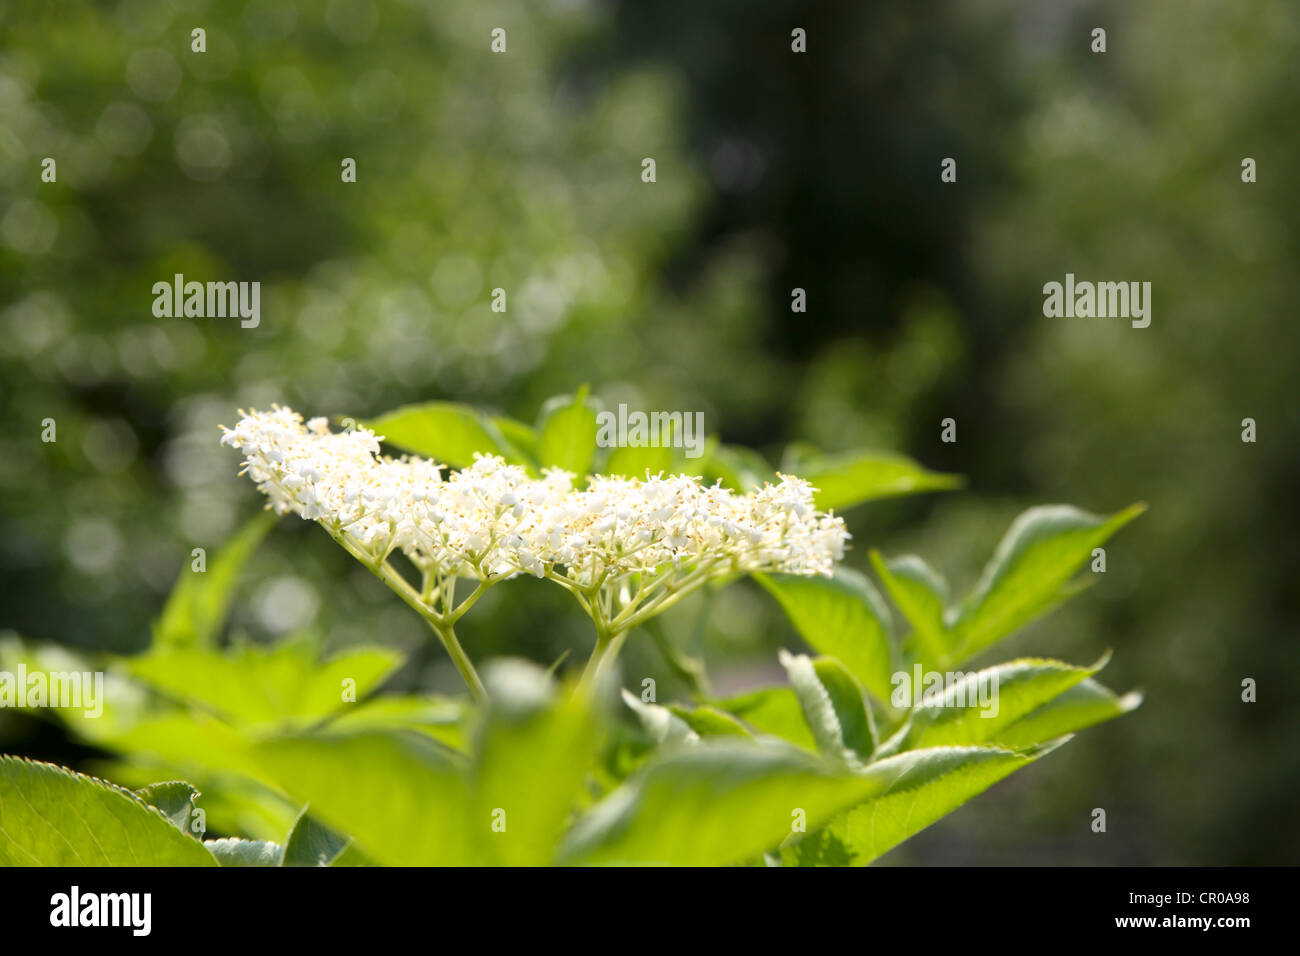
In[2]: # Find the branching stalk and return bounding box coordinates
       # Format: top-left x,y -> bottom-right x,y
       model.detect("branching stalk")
327,526 -> 488,703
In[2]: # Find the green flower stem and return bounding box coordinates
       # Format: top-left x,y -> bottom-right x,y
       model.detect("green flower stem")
612,561 -> 722,632
327,527 -> 488,703
565,561 -> 731,693
448,579 -> 489,624
426,617 -> 488,704
580,625 -> 628,692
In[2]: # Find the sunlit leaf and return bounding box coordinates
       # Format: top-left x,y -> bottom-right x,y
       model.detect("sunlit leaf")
714,687 -> 819,752
536,386 -> 599,477
622,689 -> 698,744
605,442 -> 679,479
700,443 -> 773,492
667,704 -> 753,738
254,730 -> 473,866
205,837 -> 283,866
870,551 -> 952,668
153,512 -> 274,650
472,660 -> 598,865
876,656 -> 1109,755
362,402 -> 511,468
134,780 -> 201,835
778,651 -> 874,766
793,450 -> 962,512
756,569 -> 896,708
282,807 -> 352,867
0,757 -> 217,866
128,636 -> 402,729
952,503 -> 1146,662
559,740 -> 909,866
790,740 -> 1064,866
996,679 -> 1143,749
491,415 -> 541,469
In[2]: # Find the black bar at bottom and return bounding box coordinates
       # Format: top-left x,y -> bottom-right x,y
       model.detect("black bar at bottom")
0,865 -> 1281,941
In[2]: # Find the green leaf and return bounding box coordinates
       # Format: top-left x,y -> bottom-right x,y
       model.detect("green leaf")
134,781 -> 201,835
0,757 -> 217,866
129,770 -> 295,845
790,741 -> 1064,866
536,387 -> 599,477
128,636 -> 402,729
793,450 -> 963,512
282,807 -> 352,867
153,512 -> 274,650
713,687 -> 818,752
778,651 -> 874,767
362,401 -> 510,468
667,704 -> 753,738
253,730 -> 473,866
605,441 -> 678,479
85,710 -> 263,781
325,693 -> 468,752
622,690 -> 698,744
0,639 -> 148,743
205,837 -> 283,866
756,569 -> 896,708
472,660 -> 598,865
996,679 -> 1143,749
328,842 -> 377,867
700,444 -> 773,492
558,740 -> 915,866
953,503 -> 1146,662
491,415 -> 540,468
878,656 -> 1108,754
870,551 -> 952,669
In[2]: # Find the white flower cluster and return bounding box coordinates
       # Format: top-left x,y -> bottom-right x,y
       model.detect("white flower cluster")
220,406 -> 849,595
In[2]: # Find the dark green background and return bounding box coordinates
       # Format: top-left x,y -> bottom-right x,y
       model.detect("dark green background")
1,0 -> 1295,864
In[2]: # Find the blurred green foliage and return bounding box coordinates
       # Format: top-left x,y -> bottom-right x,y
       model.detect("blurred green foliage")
1,0 -> 1296,863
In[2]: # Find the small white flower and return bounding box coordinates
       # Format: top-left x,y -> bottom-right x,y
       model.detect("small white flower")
221,406 -> 850,620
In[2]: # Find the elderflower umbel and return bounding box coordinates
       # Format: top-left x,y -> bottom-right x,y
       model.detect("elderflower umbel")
220,406 -> 848,632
